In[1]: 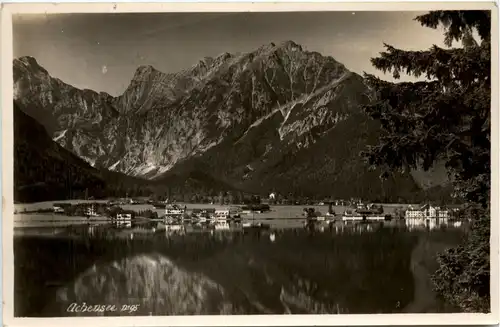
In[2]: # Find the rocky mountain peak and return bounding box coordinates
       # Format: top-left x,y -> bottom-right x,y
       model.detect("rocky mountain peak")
215,52 -> 232,61
15,56 -> 44,69
195,56 -> 215,69
14,56 -> 49,80
209,52 -> 232,67
254,42 -> 272,53
278,40 -> 302,51
14,41 -> 366,173
255,40 -> 304,55
99,91 -> 112,97
132,65 -> 163,80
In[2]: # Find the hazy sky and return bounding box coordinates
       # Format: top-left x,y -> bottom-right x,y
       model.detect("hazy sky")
13,12 -> 446,96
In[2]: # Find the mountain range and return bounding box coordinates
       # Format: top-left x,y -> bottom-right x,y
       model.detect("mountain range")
13,40 -> 452,202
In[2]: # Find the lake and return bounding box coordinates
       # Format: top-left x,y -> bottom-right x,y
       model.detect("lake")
13,218 -> 466,317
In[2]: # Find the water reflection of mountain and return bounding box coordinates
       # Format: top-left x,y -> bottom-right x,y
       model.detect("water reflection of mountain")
15,223 -> 465,317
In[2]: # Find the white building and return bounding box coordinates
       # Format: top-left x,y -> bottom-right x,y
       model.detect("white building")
53,204 -> 66,214
116,213 -> 132,220
115,213 -> 132,228
421,204 -> 437,218
85,204 -> 99,217
165,205 -> 185,215
438,210 -> 449,218
405,204 -> 449,219
214,209 -> 230,221
405,209 -> 423,218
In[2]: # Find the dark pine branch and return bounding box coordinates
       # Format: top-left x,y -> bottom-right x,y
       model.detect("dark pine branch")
362,10 -> 491,207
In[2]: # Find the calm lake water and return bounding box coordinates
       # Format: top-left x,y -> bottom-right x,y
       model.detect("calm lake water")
14,221 -> 465,316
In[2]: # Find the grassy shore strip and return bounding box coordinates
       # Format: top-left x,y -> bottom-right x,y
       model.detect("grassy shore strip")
14,201 -> 405,221
15,200 -> 408,213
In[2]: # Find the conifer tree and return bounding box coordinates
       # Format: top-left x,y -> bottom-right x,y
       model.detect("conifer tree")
363,10 -> 491,312
363,10 -> 491,207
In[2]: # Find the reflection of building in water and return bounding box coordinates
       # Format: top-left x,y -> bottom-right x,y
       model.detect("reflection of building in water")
165,224 -> 186,236
209,229 -> 227,241
428,218 -> 437,230
165,214 -> 183,224
166,224 -> 184,231
405,217 -> 449,230
214,221 -> 230,230
405,218 -> 425,230
334,225 -> 345,234
87,225 -> 96,236
330,222 -> 379,234
114,213 -> 132,228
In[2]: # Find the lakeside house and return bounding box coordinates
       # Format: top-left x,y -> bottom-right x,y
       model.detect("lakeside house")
114,213 -> 133,228
53,203 -> 72,214
303,208 -> 327,221
230,206 -> 243,218
404,204 -> 450,219
211,207 -> 243,221
84,204 -> 100,217
341,203 -> 387,222
405,206 -> 424,218
191,208 -> 202,217
214,209 -> 230,221
241,204 -> 271,213
116,213 -> 133,219
191,208 -> 216,222
342,213 -> 386,222
194,208 -> 216,217
165,204 -> 186,216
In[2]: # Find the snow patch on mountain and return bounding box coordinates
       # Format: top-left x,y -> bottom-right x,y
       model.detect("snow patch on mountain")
53,129 -> 68,142
109,160 -> 121,171
79,155 -> 96,167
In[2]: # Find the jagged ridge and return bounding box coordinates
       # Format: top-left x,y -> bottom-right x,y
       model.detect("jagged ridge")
13,41 -> 450,201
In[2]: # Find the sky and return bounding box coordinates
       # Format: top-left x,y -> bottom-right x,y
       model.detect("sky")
13,12 -> 447,96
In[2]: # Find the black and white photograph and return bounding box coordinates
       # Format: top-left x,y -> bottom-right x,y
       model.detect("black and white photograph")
2,2 -> 498,325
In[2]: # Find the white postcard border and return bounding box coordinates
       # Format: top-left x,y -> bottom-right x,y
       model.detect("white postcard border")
2,2 -> 499,327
